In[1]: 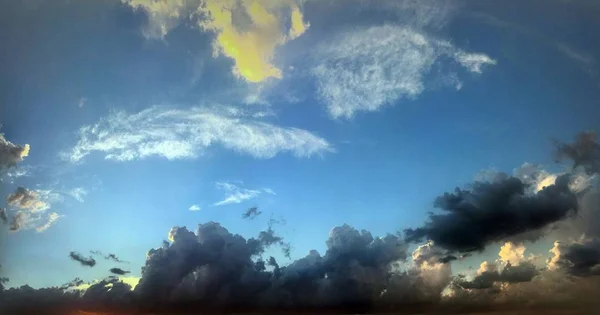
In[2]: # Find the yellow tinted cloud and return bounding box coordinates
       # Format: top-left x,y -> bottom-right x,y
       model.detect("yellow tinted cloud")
199,0 -> 309,82
20,144 -> 30,158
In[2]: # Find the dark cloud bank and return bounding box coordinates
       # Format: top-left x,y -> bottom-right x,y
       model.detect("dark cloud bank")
0,132 -> 599,314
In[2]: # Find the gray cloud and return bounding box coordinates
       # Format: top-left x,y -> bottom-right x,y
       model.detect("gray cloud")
0,208 -> 7,225
242,207 -> 262,220
554,131 -> 600,175
549,239 -> 600,277
69,252 -> 97,267
404,174 -> 579,253
110,268 -> 131,276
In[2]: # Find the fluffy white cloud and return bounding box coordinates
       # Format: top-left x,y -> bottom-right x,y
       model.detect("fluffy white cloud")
311,25 -> 496,119
66,106 -> 333,162
213,181 -> 274,206
188,204 -> 201,211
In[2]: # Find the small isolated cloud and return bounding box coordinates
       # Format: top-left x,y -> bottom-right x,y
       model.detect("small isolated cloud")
242,207 -> 262,220
214,182 -> 274,206
110,268 -> 131,276
90,251 -> 128,264
188,204 -> 201,212
126,0 -> 309,83
66,106 -> 332,162
69,252 -> 96,267
311,25 -> 496,119
0,134 -> 30,170
68,187 -> 88,203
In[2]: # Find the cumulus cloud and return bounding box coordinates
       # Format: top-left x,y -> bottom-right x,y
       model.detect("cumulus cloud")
548,239 -> 600,277
69,252 -> 97,267
126,0 -> 309,83
0,133 -> 30,170
242,206 -> 262,220
6,187 -> 50,212
404,174 -> 579,253
554,131 -> 600,175
188,204 -> 201,211
311,25 -> 496,119
66,106 -> 332,162
214,182 -> 274,206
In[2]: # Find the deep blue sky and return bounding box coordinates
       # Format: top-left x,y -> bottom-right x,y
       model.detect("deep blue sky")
1,0 -> 599,289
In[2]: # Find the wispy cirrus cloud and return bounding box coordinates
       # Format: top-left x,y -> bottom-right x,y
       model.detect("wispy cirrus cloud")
68,187 -> 88,203
65,106 -> 333,163
311,25 -> 496,119
213,181 -> 275,206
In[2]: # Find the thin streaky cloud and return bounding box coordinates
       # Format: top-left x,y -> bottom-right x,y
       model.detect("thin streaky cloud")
311,25 -> 496,119
213,181 -> 271,206
66,106 -> 333,163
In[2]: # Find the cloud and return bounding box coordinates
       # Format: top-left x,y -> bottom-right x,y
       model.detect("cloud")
90,250 -> 128,264
68,187 -> 88,203
242,207 -> 262,220
404,173 -> 579,253
311,25 -> 496,119
0,133 -> 30,170
554,131 -> 600,175
126,0 -> 309,83
69,252 -> 97,267
6,187 -> 50,212
213,181 -> 274,206
35,212 -> 63,233
188,204 -> 201,211
110,268 -> 131,276
0,208 -> 7,225
548,239 -> 600,277
66,106 -> 332,162
498,242 -> 526,266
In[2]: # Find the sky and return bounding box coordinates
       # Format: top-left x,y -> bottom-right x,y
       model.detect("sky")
1,0 -> 600,314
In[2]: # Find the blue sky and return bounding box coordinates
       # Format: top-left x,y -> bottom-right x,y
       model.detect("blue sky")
1,0 -> 600,293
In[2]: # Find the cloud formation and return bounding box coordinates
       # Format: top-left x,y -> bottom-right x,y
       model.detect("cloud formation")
110,268 -> 131,276
312,25 -> 496,119
404,174 -> 579,253
6,187 -> 50,212
188,204 -> 201,211
213,182 -> 274,206
4,187 -> 63,233
67,106 -> 332,162
0,133 -> 30,170
126,0 -> 309,83
242,207 -> 262,220
69,252 -> 97,267
554,131 -> 600,175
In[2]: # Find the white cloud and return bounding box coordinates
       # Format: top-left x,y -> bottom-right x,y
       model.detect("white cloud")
311,25 -> 496,119
68,187 -> 88,203
36,212 -> 64,232
188,204 -> 201,211
66,106 -> 333,162
213,181 -> 274,206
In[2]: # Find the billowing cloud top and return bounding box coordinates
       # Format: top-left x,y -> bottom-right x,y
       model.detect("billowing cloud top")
0,134 -> 29,170
126,0 -> 309,83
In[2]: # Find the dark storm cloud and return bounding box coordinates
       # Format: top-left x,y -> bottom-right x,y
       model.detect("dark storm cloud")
0,134 -> 29,170
242,207 -> 262,220
439,255 -> 458,264
554,131 -> 600,175
69,251 -> 97,267
456,262 -> 540,289
110,268 -> 131,275
551,239 -> 600,277
0,208 -> 7,224
404,174 -> 579,252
